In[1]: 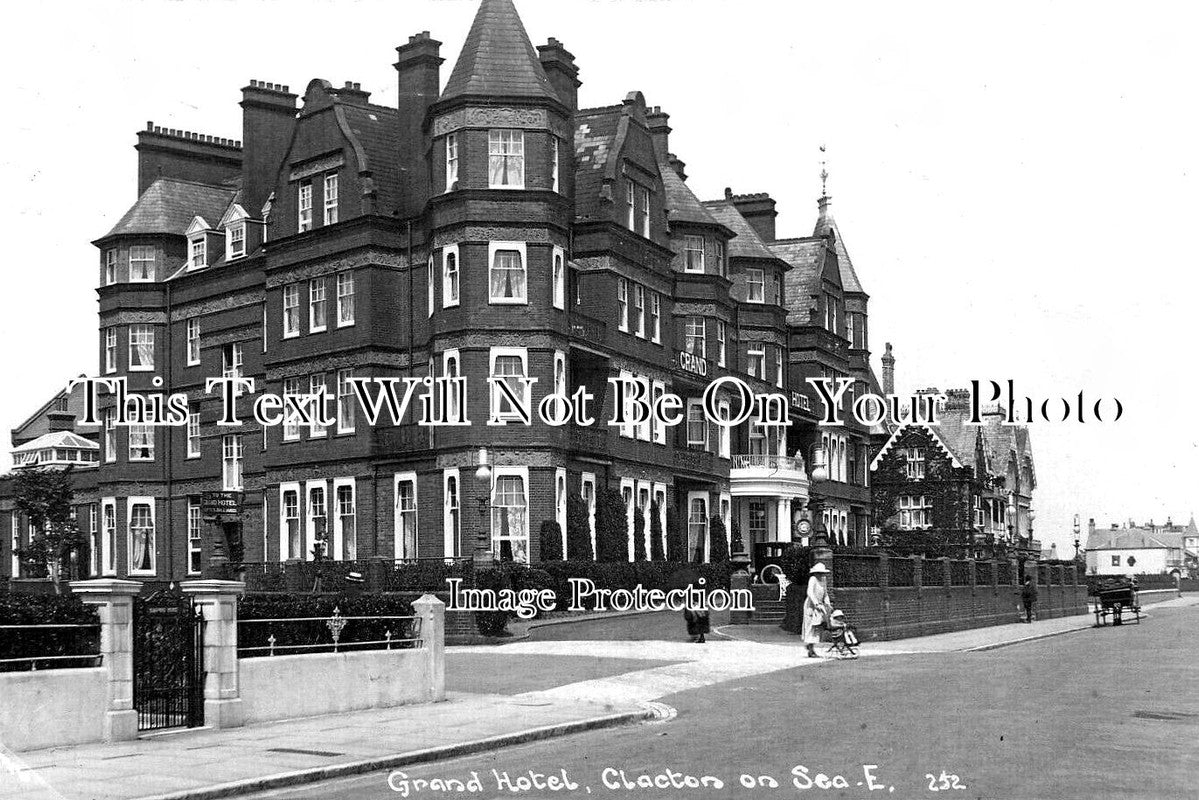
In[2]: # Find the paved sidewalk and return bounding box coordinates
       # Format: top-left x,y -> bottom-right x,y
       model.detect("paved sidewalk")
0,691 -> 646,800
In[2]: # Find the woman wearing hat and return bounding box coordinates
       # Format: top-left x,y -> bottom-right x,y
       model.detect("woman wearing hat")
803,563 -> 833,658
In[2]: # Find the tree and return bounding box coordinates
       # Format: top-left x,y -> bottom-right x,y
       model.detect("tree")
649,501 -> 665,561
708,515 -> 729,563
595,490 -> 628,562
666,506 -> 685,562
14,467 -> 86,594
632,512 -> 647,561
565,493 -> 593,561
539,520 -> 564,562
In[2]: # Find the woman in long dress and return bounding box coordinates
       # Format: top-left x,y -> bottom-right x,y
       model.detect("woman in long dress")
802,563 -> 832,658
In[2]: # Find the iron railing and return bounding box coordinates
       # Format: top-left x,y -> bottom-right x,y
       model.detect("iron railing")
730,454 -> 805,472
238,609 -> 421,658
0,622 -> 101,671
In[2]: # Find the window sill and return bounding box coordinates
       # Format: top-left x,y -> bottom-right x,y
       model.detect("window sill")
336,320 -> 355,329
310,326 -> 327,334
488,298 -> 529,305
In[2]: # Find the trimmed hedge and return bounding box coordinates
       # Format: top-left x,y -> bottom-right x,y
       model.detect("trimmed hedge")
539,520 -> 564,562
0,594 -> 100,672
566,493 -> 594,561
237,593 -> 418,657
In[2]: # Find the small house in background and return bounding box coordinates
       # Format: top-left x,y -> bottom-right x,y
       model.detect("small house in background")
1084,517 -> 1198,577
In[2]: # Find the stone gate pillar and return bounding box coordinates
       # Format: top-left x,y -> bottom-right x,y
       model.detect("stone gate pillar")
181,579 -> 245,729
413,593 -> 446,703
69,578 -> 142,742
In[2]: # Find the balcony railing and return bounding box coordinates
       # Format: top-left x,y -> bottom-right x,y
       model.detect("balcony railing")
731,453 -> 805,472
569,312 -> 608,344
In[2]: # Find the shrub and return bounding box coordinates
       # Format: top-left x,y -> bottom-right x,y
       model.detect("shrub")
595,490 -> 629,562
649,501 -> 665,561
0,593 -> 100,672
708,516 -> 729,563
565,493 -> 594,561
730,521 -> 745,558
539,520 -> 563,562
666,506 -> 685,562
632,512 -> 647,561
473,567 -> 512,636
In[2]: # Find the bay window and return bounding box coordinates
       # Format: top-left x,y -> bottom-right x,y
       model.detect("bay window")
334,479 -> 356,561
283,284 -> 300,337
488,129 -> 524,188
684,317 -> 705,358
489,347 -> 528,422
488,241 -> 527,303
394,473 -> 418,560
222,434 -> 243,490
443,470 -> 460,558
443,245 -> 460,308
617,278 -> 629,331
128,498 -> 155,575
445,133 -> 458,191
746,268 -> 765,303
128,325 -> 154,371
309,278 -> 327,332
129,246 -> 155,282
129,425 -> 154,461
336,272 -> 355,326
684,236 -> 704,272
280,485 -> 301,560
491,468 -> 529,563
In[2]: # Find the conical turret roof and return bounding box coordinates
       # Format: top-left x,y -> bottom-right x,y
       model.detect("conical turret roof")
441,0 -> 557,103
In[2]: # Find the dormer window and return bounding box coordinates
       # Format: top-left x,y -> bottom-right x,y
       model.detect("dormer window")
488,130 -> 524,189
323,173 -> 339,225
298,180 -> 313,232
684,236 -> 705,273
227,223 -> 245,259
189,236 -> 207,270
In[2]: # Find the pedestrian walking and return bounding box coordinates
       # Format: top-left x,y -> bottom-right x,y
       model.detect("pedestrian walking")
803,563 -> 833,658
1021,575 -> 1037,623
684,589 -> 710,644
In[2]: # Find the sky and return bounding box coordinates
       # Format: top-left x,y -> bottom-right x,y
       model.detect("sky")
0,0 -> 1196,560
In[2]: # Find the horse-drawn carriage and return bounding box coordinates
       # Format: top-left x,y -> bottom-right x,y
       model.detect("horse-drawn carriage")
1091,577 -> 1141,626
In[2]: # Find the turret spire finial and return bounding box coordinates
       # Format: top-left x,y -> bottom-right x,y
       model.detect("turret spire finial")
819,143 -> 829,198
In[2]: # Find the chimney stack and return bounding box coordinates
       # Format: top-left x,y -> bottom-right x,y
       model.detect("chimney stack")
537,38 -> 580,112
646,106 -> 671,162
240,80 -> 298,216
881,342 -> 895,395
728,191 -> 778,242
395,31 -> 443,217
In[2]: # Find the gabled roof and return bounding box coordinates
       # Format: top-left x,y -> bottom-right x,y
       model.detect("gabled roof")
12,431 -> 99,454
770,238 -> 828,326
339,101 -> 402,216
440,0 -> 557,103
1086,527 -> 1185,551
702,200 -> 777,260
814,195 -> 865,295
869,423 -> 965,472
101,178 -> 237,240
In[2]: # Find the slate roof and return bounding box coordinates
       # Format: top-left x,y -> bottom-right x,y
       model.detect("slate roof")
814,196 -> 865,294
340,102 -> 402,216
660,162 -> 719,227
701,200 -> 777,260
101,179 -> 237,239
935,408 -> 983,468
1086,527 -> 1186,551
770,239 -> 827,326
573,106 -> 621,223
441,0 -> 557,102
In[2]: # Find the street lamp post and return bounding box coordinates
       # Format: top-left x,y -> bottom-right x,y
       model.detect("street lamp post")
1073,514 -> 1081,559
805,445 -> 832,565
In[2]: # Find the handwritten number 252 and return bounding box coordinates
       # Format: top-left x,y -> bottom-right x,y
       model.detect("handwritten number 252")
925,771 -> 966,792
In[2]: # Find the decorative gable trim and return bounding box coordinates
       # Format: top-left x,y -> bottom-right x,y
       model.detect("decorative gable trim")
870,423 -> 964,472
185,216 -> 212,236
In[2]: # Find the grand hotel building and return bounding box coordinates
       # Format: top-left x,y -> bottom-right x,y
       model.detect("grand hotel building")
1,0 -> 881,583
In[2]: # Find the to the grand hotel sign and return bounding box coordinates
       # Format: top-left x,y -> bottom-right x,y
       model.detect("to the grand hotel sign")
201,491 -> 244,521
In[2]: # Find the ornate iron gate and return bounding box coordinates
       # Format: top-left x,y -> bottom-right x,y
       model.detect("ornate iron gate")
132,594 -> 205,731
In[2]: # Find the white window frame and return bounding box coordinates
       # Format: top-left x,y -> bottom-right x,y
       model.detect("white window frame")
323,173 -> 339,225
581,472 -> 597,557
491,466 -> 530,563
128,424 -> 154,462
100,498 -> 116,576
283,284 -> 300,338
652,380 -> 666,445
309,278 -> 327,333
552,246 -> 565,310
488,241 -> 528,304
747,345 -> 766,379
103,409 -> 116,463
716,240 -> 726,276
551,135 -> 560,193
187,497 -> 202,576
128,325 -> 154,372
445,133 -> 459,192
718,399 -> 731,458
88,505 -> 98,577
298,181 -> 313,232
333,477 -> 356,561
105,327 -> 118,373
308,373 -> 327,438
650,292 -> 661,343
186,413 -> 201,459
775,347 -> 785,389
487,129 -> 525,189
129,245 -> 155,282
306,480 -> 329,560
227,222 -> 246,259
626,182 -> 636,230
633,284 -> 646,338
746,268 -> 765,303
685,317 -> 705,359
637,376 -> 652,442
687,492 -> 709,563
638,185 -> 650,237
621,478 -> 635,561
716,320 -> 726,367
279,483 -> 302,561
687,399 -> 707,448
443,469 -> 461,559
442,244 -> 460,308
617,278 -> 629,332
489,347 -> 529,423
553,350 -> 567,397
555,467 -> 567,557
684,236 -> 705,273
336,272 -> 355,327
127,497 -> 156,576
282,377 -> 302,441
185,319 -> 200,366
394,472 -> 419,560
905,447 -> 926,480
103,249 -> 117,285
443,350 -> 463,424
222,434 -> 243,490
337,368 -> 356,434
